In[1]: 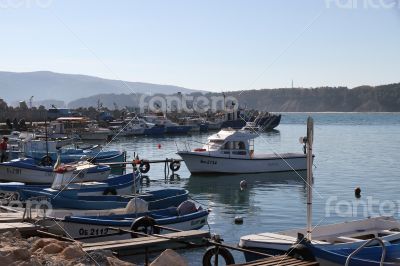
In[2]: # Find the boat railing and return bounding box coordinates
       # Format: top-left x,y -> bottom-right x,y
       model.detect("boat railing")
345,237 -> 386,266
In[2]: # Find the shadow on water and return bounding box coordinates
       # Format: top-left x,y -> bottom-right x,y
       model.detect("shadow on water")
260,129 -> 280,136
185,170 -> 307,207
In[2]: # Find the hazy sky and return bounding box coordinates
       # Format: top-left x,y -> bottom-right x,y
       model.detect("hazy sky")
1,0 -> 399,92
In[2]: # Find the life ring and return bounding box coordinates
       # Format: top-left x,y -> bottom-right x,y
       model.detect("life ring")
140,175 -> 150,185
103,187 -> 117,195
169,160 -> 181,172
139,161 -> 150,173
202,246 -> 235,266
41,155 -> 53,166
287,244 -> 316,262
130,216 -> 160,238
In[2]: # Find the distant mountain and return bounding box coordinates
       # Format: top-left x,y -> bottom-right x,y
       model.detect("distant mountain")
224,83 -> 400,112
68,93 -> 140,109
1,71 -> 399,112
67,83 -> 400,112
0,71 -> 200,103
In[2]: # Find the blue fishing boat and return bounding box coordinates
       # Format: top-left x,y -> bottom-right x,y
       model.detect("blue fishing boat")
27,149 -> 126,166
303,239 -> 400,266
0,171 -> 141,199
0,158 -> 110,184
143,125 -> 165,135
41,202 -> 209,241
18,188 -> 189,210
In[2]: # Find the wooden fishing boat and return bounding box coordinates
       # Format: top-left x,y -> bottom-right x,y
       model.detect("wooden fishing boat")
18,187 -> 189,211
39,202 -> 209,241
0,158 -> 110,184
0,171 -> 141,200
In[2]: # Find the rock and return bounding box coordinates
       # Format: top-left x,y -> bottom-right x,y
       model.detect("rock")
28,257 -> 42,266
0,231 -> 134,266
0,246 -> 31,264
61,244 -> 85,260
150,249 -> 188,266
30,238 -> 59,252
42,243 -> 64,254
12,248 -> 31,260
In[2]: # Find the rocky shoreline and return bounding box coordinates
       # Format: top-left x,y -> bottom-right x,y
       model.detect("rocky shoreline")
0,230 -> 189,266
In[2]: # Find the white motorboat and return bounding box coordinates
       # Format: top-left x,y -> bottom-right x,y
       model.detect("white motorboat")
239,117 -> 400,263
239,216 -> 400,261
177,128 -> 307,174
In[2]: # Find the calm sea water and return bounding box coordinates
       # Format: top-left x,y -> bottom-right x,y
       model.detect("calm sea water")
105,113 -> 400,265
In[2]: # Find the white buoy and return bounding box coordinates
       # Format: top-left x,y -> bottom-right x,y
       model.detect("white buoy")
240,180 -> 247,190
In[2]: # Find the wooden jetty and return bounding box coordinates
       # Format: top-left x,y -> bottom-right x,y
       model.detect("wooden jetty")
82,230 -> 210,256
0,212 -> 24,223
234,255 -> 319,266
0,210 -> 43,237
0,221 -> 41,235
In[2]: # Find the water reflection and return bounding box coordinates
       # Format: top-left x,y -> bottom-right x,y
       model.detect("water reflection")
185,171 -> 307,208
260,129 -> 280,136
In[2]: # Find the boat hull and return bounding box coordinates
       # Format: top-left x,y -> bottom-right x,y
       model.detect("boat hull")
41,209 -> 209,241
79,131 -> 111,140
0,173 -> 140,200
18,188 -> 189,210
178,152 -> 307,174
239,216 -> 400,262
0,163 -> 110,184
143,126 -> 165,136
165,126 -> 191,134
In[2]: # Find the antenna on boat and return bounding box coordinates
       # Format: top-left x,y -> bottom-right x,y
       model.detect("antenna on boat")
306,117 -> 314,240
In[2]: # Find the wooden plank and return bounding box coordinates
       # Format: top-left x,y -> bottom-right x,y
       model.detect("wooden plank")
0,213 -> 23,223
82,230 -> 210,256
0,222 -> 40,233
234,255 -> 319,266
0,212 -> 23,223
83,230 -> 209,248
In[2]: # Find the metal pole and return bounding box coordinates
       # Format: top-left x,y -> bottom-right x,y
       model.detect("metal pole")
306,117 -> 314,241
45,118 -> 49,157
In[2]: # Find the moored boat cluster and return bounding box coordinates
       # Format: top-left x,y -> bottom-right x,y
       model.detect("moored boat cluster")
0,113 -> 395,266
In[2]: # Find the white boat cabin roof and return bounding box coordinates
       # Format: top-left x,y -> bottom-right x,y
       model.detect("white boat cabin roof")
208,129 -> 258,142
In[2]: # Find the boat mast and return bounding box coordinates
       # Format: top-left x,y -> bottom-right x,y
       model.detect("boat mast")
45,118 -> 49,158
306,117 -> 314,240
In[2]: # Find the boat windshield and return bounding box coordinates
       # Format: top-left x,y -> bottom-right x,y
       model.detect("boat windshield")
207,139 -> 224,149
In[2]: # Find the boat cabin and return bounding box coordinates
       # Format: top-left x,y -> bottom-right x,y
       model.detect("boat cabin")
200,129 -> 257,158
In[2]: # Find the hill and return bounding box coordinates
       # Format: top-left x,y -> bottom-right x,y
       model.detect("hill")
68,83 -> 400,112
223,83 -> 400,112
0,71 -> 199,103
